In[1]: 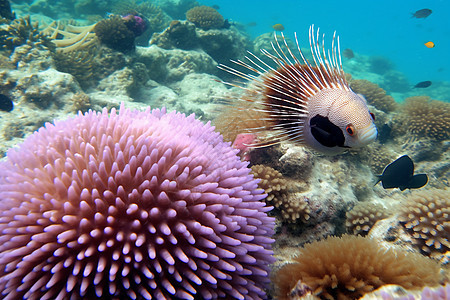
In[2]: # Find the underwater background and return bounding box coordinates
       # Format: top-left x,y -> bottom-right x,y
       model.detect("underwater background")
0,0 -> 449,299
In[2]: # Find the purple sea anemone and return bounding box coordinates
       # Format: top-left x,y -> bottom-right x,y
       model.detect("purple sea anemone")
0,105 -> 275,299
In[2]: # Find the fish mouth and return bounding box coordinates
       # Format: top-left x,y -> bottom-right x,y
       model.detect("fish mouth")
358,123 -> 378,145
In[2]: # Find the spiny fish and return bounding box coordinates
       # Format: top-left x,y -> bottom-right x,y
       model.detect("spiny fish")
218,25 -> 377,155
412,8 -> 432,19
375,155 -> 428,191
414,80 -> 432,88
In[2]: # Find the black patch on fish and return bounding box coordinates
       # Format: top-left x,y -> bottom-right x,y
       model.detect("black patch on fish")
413,80 -> 432,88
378,123 -> 391,144
376,155 -> 428,191
412,8 -> 432,19
310,115 -> 346,148
0,94 -> 13,112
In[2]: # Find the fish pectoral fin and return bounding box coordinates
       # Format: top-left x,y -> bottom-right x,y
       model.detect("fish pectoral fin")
406,174 -> 428,189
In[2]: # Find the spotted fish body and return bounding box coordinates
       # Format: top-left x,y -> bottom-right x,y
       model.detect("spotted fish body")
219,26 -> 377,155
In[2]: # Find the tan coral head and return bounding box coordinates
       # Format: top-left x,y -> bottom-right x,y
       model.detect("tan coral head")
219,25 -> 377,155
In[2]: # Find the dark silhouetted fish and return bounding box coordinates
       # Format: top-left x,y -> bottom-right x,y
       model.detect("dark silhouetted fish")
414,80 -> 432,88
0,94 -> 13,112
375,155 -> 428,191
412,8 -> 432,19
343,48 -> 354,59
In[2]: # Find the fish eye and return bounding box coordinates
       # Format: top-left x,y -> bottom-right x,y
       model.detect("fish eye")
346,124 -> 355,136
370,112 -> 375,120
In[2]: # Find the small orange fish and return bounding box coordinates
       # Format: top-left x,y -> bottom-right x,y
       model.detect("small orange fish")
424,41 -> 435,48
272,23 -> 285,31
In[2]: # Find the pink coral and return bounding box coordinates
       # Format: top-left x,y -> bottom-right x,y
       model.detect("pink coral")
0,105 -> 275,299
232,133 -> 257,160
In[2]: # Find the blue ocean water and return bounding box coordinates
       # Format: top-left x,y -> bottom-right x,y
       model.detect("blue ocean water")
201,0 -> 450,94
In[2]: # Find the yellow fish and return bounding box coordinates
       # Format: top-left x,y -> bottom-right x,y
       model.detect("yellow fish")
424,41 -> 435,48
272,23 -> 285,31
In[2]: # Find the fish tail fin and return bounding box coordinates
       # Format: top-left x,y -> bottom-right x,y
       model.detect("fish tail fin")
374,175 -> 382,187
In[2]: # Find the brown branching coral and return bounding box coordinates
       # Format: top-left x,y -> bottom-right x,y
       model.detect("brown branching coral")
398,96 -> 450,141
251,165 -> 310,222
350,79 -> 397,112
186,5 -> 224,29
274,235 -> 441,300
69,91 -> 91,113
346,202 -> 391,236
399,188 -> 450,258
0,15 -> 53,52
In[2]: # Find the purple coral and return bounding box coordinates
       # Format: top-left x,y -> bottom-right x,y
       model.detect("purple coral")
0,105 -> 275,299
421,284 -> 450,300
378,283 -> 450,300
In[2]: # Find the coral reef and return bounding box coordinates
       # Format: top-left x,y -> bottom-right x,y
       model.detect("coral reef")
0,105 -> 275,299
94,16 -> 136,52
41,21 -> 97,54
398,188 -> 450,257
197,26 -> 250,63
151,20 -> 198,50
186,5 -> 224,29
356,142 -> 397,174
368,56 -> 394,75
346,202 -> 391,236
40,20 -> 129,89
69,91 -> 91,113
0,15 -> 53,53
53,45 -> 100,88
251,165 -> 310,223
113,0 -> 171,46
349,79 -> 398,113
396,96 -> 450,141
381,70 -> 410,93
274,235 -> 441,300
135,45 -> 217,83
